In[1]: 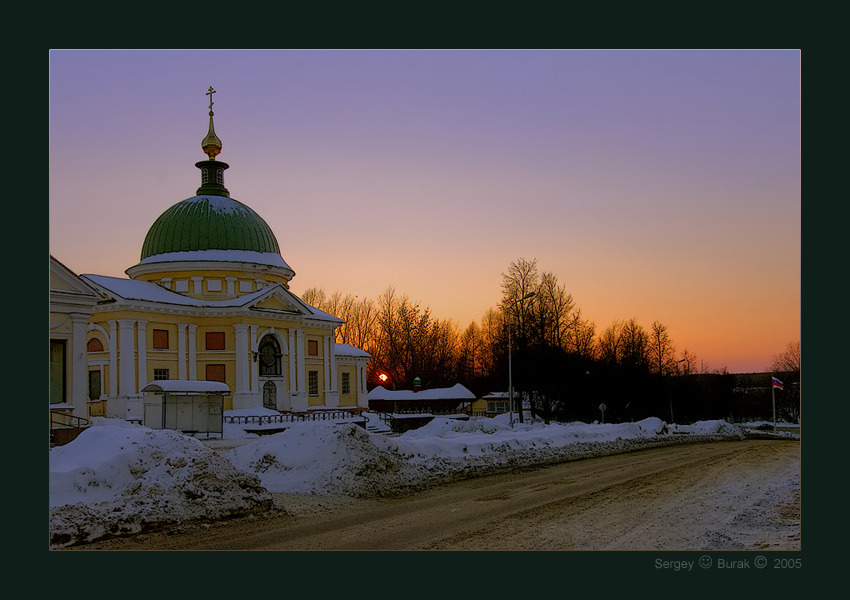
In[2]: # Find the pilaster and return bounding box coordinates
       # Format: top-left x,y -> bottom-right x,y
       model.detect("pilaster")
177,323 -> 187,380
187,323 -> 198,379
136,320 -> 148,392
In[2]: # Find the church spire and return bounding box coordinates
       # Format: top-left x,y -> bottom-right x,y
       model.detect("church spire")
201,86 -> 223,160
195,86 -> 230,197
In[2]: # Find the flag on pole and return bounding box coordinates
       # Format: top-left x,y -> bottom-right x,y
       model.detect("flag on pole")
772,376 -> 784,390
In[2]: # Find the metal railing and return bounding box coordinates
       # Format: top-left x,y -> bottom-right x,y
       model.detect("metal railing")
224,409 -> 365,426
50,411 -> 91,430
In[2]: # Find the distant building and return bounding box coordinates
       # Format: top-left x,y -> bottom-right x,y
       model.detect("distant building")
368,383 -> 475,432
481,392 -> 510,417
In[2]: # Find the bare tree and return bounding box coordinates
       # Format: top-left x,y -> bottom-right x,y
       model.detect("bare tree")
648,321 -> 677,375
769,341 -> 801,374
500,257 -> 539,343
597,319 -> 625,365
567,312 -> 597,359
620,318 -> 649,369
678,348 -> 697,375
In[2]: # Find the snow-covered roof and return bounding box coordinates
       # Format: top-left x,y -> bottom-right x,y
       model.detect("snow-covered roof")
138,249 -> 292,271
368,383 -> 475,401
142,380 -> 231,394
334,343 -> 370,358
80,274 -> 340,323
83,274 -> 270,307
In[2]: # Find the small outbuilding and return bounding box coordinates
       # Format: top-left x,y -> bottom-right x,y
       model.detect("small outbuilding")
367,383 -> 476,433
141,380 -> 229,437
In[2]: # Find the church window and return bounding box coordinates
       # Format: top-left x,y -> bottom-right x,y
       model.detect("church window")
50,340 -> 66,404
206,332 -> 226,350
153,329 -> 169,349
87,338 -> 104,352
259,336 -> 282,376
153,369 -> 169,380
88,370 -> 101,400
341,372 -> 351,395
215,169 -> 224,185
201,168 -> 209,184
308,340 -> 319,356
206,364 -> 226,383
308,370 -> 319,395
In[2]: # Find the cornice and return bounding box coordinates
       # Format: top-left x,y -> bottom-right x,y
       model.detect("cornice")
125,259 -> 294,281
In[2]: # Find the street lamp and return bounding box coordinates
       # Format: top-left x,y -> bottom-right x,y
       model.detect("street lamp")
508,292 -> 536,426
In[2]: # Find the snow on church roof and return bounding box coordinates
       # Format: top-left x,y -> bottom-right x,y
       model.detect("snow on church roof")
82,274 -> 271,307
138,249 -> 291,271
80,274 -> 341,322
334,343 -> 371,358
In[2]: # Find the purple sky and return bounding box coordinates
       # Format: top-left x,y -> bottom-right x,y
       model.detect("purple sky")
49,50 -> 800,373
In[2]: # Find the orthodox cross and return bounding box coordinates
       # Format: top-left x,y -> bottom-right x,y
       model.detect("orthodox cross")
206,86 -> 216,112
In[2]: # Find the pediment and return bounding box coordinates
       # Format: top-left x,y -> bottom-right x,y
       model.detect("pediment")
49,256 -> 101,297
251,291 -> 303,313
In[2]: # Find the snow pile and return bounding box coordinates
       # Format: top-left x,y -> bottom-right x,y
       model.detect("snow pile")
228,416 -> 746,500
50,413 -> 754,549
49,419 -> 273,548
227,421 -> 429,496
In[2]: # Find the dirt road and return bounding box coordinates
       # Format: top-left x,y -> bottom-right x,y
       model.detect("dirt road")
67,439 -> 800,551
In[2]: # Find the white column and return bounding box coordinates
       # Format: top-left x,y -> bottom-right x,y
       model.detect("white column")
225,277 -> 237,296
291,329 -> 307,411
289,328 -> 297,394
330,338 -> 338,392
250,325 -> 258,394
177,323 -> 187,380
323,336 -> 339,408
187,324 -> 198,380
234,324 -> 249,394
137,320 -> 148,389
296,329 -> 306,391
70,313 -> 89,419
118,319 -> 136,396
191,277 -> 203,294
108,320 -> 118,397
358,363 -> 368,408
323,336 -> 331,389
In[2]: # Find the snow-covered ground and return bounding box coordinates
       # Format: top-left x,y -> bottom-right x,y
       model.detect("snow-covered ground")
48,410 -> 799,549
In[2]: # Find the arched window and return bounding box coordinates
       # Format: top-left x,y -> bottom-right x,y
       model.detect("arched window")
258,336 -> 282,377
263,380 -> 277,410
87,338 -> 104,352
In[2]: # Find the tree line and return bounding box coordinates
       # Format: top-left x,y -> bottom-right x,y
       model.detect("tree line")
302,258 -> 798,424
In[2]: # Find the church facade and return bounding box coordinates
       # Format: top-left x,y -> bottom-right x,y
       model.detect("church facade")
50,90 -> 370,424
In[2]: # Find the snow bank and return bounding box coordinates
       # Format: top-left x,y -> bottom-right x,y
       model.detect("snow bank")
50,415 -> 751,549
49,419 -> 273,548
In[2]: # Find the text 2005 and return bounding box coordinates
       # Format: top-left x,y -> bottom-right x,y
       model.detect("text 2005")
773,559 -> 801,568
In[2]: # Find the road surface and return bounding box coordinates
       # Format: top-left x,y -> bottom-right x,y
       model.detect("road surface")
66,439 -> 800,551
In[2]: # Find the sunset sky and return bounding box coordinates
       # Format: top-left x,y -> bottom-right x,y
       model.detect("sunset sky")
49,49 -> 800,374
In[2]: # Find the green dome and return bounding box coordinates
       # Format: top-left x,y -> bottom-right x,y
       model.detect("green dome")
140,195 -> 281,260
